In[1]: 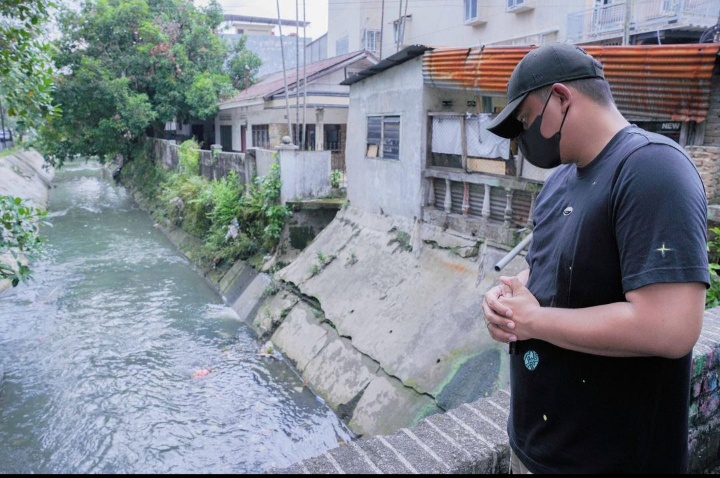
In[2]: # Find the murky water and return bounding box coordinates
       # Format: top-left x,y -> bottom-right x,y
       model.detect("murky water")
0,161 -> 353,474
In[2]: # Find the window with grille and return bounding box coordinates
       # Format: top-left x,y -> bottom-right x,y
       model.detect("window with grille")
507,0 -> 525,9
362,29 -> 381,54
251,124 -> 270,149
325,124 -> 342,152
366,115 -> 400,160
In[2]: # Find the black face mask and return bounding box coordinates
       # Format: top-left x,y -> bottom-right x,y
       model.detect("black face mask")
517,94 -> 569,169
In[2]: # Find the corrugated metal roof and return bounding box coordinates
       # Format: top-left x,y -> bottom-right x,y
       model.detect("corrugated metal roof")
220,50 -> 375,106
423,44 -> 720,122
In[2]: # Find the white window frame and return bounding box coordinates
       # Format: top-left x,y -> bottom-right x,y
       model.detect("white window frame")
251,124 -> 270,149
465,0 -> 478,22
362,29 -> 381,54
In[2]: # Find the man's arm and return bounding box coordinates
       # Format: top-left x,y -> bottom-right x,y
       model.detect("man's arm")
497,278 -> 705,359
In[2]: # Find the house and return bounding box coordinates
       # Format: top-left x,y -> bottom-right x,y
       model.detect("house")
215,50 -> 378,172
341,43 -> 720,247
370,0 -> 718,59
219,14 -> 311,78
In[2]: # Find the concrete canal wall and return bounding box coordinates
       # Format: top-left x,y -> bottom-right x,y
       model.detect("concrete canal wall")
0,149 -> 55,294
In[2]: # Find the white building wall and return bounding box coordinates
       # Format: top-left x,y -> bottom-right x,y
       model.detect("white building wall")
346,57 -> 428,220
328,0 -> 383,57
380,0 -> 597,59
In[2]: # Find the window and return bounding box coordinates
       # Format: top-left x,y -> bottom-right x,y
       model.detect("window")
366,115 -> 400,160
362,29 -> 381,54
251,124 -> 270,149
507,0 -> 533,12
465,0 -> 478,22
220,125 -> 232,152
336,35 -> 349,55
324,124 -> 342,152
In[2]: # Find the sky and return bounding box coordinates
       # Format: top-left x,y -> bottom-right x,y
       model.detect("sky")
211,0 -> 329,40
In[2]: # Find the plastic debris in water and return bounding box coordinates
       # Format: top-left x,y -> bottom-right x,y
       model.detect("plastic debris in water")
259,340 -> 274,356
191,369 -> 211,379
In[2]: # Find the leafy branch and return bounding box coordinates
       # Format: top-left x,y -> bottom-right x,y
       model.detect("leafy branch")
0,195 -> 48,287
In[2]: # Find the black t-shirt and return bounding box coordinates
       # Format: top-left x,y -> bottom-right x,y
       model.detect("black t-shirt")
510,125 -> 710,473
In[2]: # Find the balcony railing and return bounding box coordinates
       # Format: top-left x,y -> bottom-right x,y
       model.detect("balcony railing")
425,168 -> 541,227
567,0 -> 719,43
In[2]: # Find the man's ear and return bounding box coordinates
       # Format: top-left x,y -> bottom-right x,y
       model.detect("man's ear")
551,83 -> 573,113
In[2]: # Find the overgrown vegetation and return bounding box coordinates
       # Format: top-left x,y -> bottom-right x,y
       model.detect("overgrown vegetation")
706,226 -> 720,309
0,195 -> 48,287
330,169 -> 343,189
121,139 -> 290,270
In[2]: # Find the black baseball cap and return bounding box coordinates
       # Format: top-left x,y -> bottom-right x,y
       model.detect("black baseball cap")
486,43 -> 605,138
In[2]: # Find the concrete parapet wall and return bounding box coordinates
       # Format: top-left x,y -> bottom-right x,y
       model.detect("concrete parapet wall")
270,390 -> 512,474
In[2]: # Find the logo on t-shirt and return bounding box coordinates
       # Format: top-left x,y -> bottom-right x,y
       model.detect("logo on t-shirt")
656,242 -> 673,258
524,350 -> 539,371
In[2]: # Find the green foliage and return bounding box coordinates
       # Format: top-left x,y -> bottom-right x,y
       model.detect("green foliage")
0,195 -> 48,287
224,34 -> 262,90
117,141 -> 167,205
177,138 -> 200,176
37,0 -> 254,167
706,226 -> 720,309
120,140 -> 291,270
0,0 -> 60,132
330,169 -> 343,189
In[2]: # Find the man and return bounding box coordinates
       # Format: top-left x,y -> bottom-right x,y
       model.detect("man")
482,43 -> 709,474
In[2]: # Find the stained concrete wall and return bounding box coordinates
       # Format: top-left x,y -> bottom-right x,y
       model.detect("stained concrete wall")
278,147 -> 332,203
345,56 -> 428,220
245,205 -> 529,438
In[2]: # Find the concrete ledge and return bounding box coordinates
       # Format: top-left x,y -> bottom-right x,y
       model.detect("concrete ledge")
269,390 -> 512,474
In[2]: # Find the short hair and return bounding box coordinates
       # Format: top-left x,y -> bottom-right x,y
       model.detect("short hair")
530,77 -> 615,106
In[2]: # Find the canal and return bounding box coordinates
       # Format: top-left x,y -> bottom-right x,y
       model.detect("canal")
0,161 -> 353,473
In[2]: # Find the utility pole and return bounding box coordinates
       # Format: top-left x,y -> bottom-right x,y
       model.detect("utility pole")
397,0 -> 403,52
277,0 -> 293,140
302,0 -> 307,151
379,0 -> 385,59
295,0 -> 300,147
622,0 -> 632,45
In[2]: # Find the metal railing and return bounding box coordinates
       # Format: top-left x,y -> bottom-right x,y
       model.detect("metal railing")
424,168 -> 541,230
567,0 -> 719,43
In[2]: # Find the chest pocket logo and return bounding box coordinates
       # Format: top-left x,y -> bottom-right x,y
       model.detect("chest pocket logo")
524,350 -> 540,371
563,207 -> 573,216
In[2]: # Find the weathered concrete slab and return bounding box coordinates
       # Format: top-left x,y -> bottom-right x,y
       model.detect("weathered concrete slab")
349,371 -> 440,437
302,335 -> 380,411
252,290 -> 299,341
0,149 -> 54,208
271,302 -> 331,373
276,206 -> 509,410
230,272 -> 271,323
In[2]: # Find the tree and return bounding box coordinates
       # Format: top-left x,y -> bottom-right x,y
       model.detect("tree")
225,35 -> 262,91
38,0 -> 245,167
0,0 -> 59,133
